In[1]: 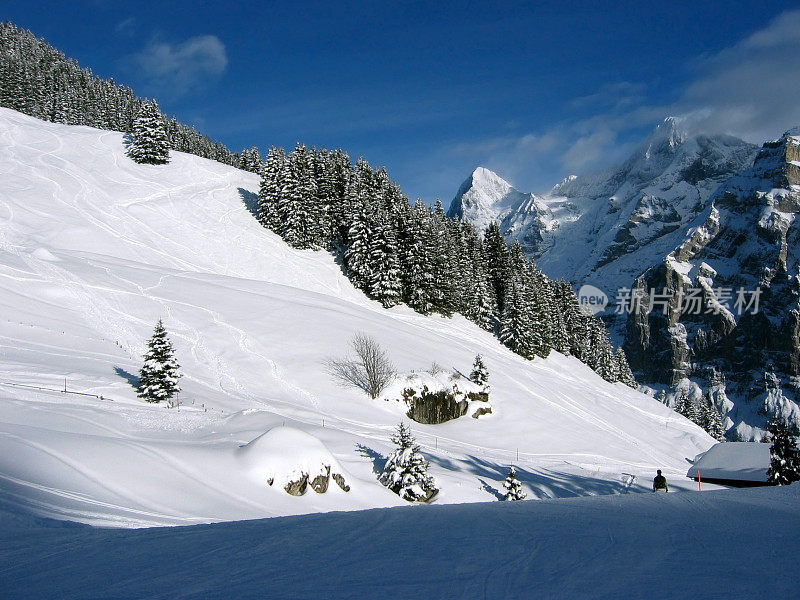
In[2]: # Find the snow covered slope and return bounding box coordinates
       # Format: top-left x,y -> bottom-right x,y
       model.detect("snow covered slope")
4,485 -> 799,599
0,109 -> 714,527
450,118 -> 758,298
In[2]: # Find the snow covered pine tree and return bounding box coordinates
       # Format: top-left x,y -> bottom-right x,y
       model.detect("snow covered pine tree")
469,354 -> 489,389
137,319 -> 181,404
128,101 -> 170,165
502,466 -> 526,501
381,422 -> 438,502
767,419 -> 800,485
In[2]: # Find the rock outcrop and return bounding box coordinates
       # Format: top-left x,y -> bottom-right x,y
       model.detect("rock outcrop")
624,129 -> 800,438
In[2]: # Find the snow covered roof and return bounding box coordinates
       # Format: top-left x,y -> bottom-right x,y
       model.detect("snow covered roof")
686,442 -> 770,483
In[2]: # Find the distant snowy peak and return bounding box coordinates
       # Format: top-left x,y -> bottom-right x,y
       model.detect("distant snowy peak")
448,167 -> 550,250
448,167 -> 525,227
452,118 -> 759,294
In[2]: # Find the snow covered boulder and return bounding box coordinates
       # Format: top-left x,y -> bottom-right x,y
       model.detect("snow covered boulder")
382,372 -> 493,424
237,427 -> 351,496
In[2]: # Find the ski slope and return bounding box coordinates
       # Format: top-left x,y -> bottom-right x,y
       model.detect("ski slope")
0,108 -> 715,527
4,485 -> 799,599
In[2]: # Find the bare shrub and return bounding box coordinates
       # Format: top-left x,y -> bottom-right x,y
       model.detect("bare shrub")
326,333 -> 396,399
425,362 -> 445,375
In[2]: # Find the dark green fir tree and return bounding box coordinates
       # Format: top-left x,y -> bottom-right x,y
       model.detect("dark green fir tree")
470,354 -> 489,389
137,319 -> 181,404
128,101 -> 170,165
767,419 -> 800,486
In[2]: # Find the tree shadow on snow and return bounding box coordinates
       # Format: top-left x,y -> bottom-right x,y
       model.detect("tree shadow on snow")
238,188 -> 259,220
478,478 -> 505,500
114,366 -> 140,391
355,443 -> 387,476
427,452 -> 632,501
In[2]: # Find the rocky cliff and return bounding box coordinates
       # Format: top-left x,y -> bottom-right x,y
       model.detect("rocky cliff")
625,129 -> 800,439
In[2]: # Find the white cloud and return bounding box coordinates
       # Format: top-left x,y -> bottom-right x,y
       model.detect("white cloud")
676,9 -> 800,141
132,35 -> 228,97
114,18 -> 136,37
449,9 -> 800,193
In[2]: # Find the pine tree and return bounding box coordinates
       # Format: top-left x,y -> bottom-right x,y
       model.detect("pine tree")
128,101 -> 169,164
257,147 -> 285,229
483,222 -> 511,316
368,217 -> 402,307
675,390 -> 700,424
700,399 -> 726,441
767,419 -> 800,485
381,422 -> 437,502
137,319 -> 181,404
470,354 -> 489,389
615,347 -> 637,388
401,199 -> 434,314
502,466 -> 526,501
344,204 -> 373,291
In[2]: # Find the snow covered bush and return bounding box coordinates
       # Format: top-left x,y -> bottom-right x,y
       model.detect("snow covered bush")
502,466 -> 526,501
137,319 -> 181,404
469,354 -> 489,389
380,422 -> 437,502
326,333 -> 395,399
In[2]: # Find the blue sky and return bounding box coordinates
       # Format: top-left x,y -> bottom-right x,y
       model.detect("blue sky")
6,1 -> 800,202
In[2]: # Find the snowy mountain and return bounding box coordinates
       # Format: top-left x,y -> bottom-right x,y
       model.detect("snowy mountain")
0,108 -> 715,527
447,166 -> 552,252
451,119 -> 800,439
450,118 -> 759,297
625,127 -> 800,440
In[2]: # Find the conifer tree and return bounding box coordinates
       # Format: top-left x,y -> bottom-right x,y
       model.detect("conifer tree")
483,222 -> 511,315
615,347 -> 638,388
368,217 -> 402,307
675,390 -> 706,428
137,319 -> 181,404
257,147 -> 285,228
594,332 -> 618,383
128,101 -> 169,164
502,466 -> 526,501
344,204 -> 373,291
401,199 -> 434,313
381,422 -> 437,502
499,282 -> 528,356
470,354 -> 489,389
469,269 -> 496,331
766,419 -> 800,485
700,400 -> 726,441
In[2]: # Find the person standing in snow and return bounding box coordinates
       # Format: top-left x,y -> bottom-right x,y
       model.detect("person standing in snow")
652,469 -> 668,492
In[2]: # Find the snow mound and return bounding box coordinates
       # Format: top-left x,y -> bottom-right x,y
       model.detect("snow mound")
237,427 -> 351,494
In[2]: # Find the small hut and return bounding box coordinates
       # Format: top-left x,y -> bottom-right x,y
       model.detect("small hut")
686,442 -> 772,487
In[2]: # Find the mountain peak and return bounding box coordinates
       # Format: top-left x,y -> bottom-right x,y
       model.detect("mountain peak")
644,116 -> 688,150
466,166 -> 513,192
783,126 -> 800,139
448,166 -> 540,233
